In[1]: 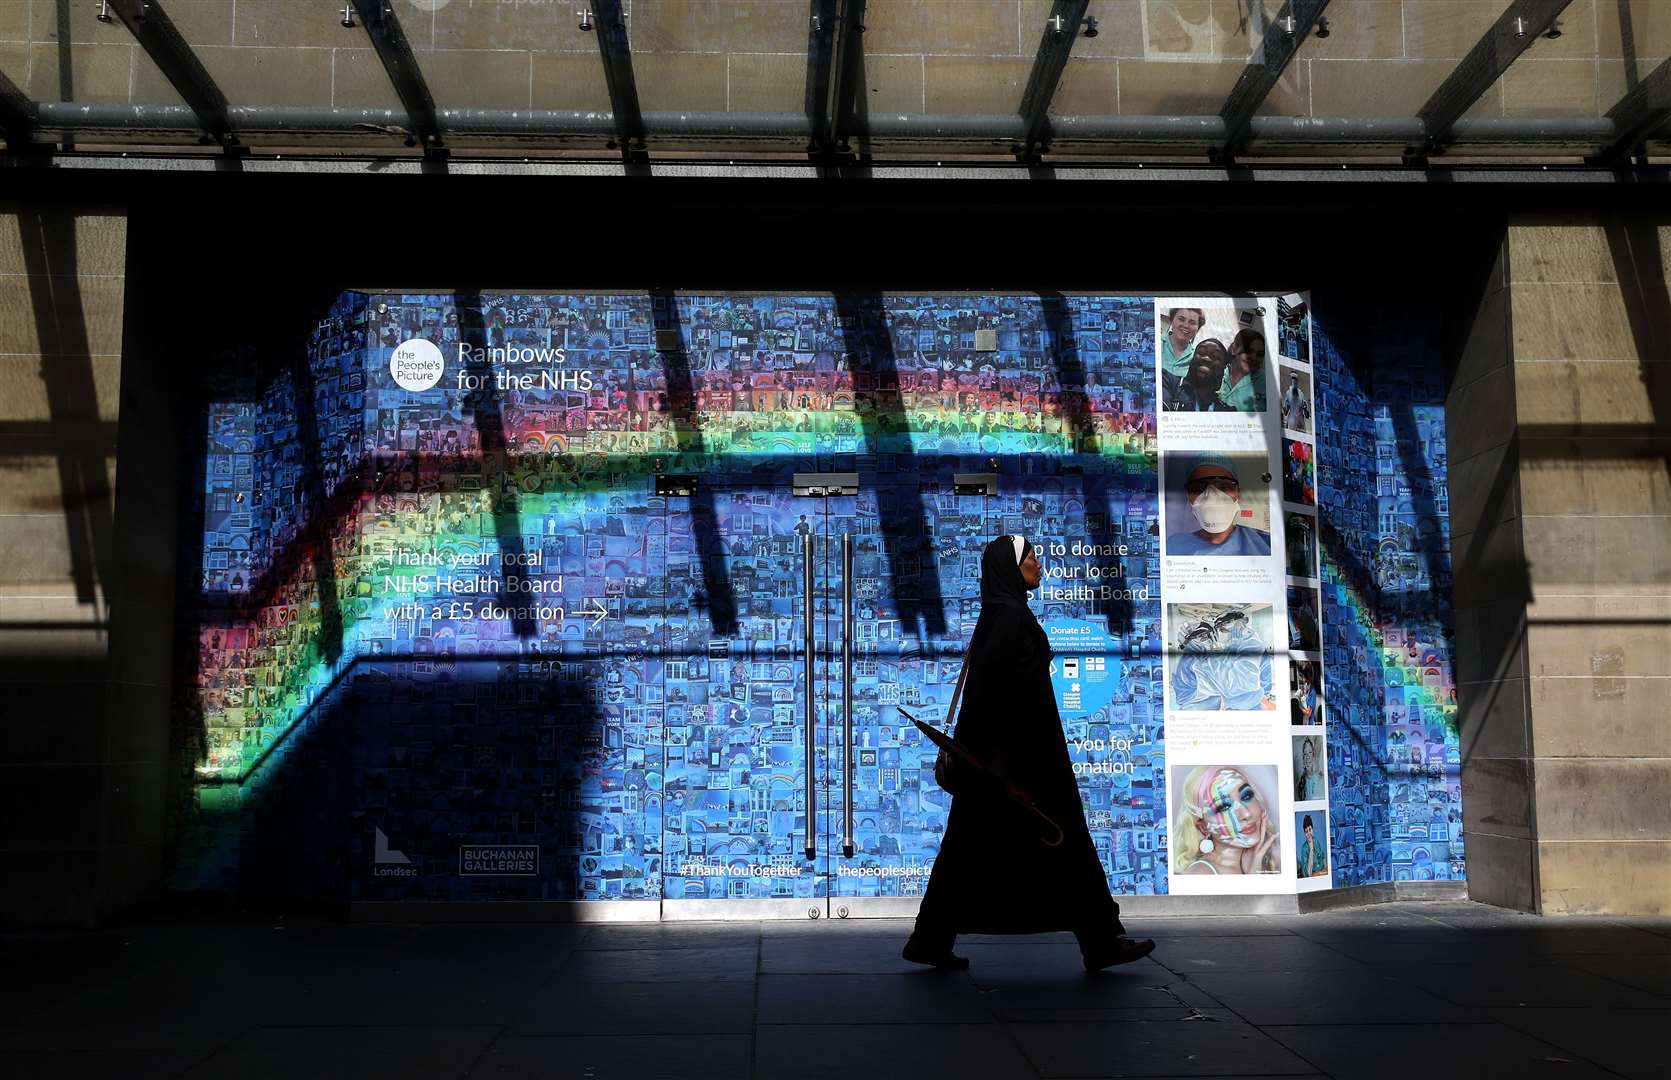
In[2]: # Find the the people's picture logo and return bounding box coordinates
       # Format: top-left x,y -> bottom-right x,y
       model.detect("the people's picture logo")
390,338 -> 445,392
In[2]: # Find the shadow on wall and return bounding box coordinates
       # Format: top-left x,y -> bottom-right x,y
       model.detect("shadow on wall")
1312,293 -> 1463,887
0,209 -> 123,924
178,653 -> 626,906
8,210 -> 116,609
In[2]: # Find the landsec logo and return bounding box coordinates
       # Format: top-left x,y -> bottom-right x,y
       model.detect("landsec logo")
390,338 -> 445,392
374,827 -> 418,877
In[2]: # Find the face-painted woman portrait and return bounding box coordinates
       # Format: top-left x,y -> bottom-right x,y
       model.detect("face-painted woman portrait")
905,536 -> 1155,972
1172,765 -> 1282,876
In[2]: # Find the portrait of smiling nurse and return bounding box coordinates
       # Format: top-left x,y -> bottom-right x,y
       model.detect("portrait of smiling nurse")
1166,453 -> 1272,556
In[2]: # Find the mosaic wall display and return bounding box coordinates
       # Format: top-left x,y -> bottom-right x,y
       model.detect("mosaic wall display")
1313,299 -> 1461,886
171,290 -> 1458,903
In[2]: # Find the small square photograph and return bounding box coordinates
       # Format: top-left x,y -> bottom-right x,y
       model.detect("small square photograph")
1279,365 -> 1313,434
1284,511 -> 1317,578
1157,300 -> 1268,413
1283,438 -> 1316,506
1296,810 -> 1329,878
1288,584 -> 1321,652
1167,603 -> 1275,712
1170,763 -> 1282,876
1293,733 -> 1326,801
1164,451 -> 1273,556
1277,295 -> 1310,363
1290,659 -> 1323,725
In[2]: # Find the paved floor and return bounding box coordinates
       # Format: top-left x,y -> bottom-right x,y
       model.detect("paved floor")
3,901 -> 1667,1079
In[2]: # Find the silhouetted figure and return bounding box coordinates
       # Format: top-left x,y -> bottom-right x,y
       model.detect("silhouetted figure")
904,536 -> 1155,972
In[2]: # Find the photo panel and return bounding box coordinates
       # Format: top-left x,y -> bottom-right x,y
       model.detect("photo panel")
1287,583 -> 1321,652
1292,733 -> 1326,802
1284,511 -> 1318,579
1295,809 -> 1329,879
1166,602 -> 1276,712
1282,437 -> 1316,507
1277,295 -> 1310,364
1278,364 -> 1313,435
1163,451 -> 1274,557
1157,299 -> 1270,414
1289,658 -> 1323,726
1169,763 -> 1283,877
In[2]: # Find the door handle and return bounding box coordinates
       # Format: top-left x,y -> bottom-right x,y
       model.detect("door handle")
841,531 -> 854,860
803,531 -> 816,862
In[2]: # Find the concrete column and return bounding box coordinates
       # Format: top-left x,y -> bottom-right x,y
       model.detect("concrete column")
1454,215 -> 1671,916
1450,233 -> 1541,912
1509,216 -> 1671,916
0,208 -> 127,925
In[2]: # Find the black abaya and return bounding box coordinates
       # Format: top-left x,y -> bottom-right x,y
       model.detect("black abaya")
915,537 -> 1124,941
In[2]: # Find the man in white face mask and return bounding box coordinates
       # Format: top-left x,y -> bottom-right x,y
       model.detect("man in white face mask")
1166,454 -> 1273,556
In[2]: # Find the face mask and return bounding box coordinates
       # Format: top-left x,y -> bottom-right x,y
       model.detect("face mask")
1190,489 -> 1238,533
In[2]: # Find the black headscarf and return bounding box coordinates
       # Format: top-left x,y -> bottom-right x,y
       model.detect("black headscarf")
979,535 -> 1033,611
968,535 -> 1050,660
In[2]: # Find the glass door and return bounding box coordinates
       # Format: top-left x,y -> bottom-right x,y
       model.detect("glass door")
661,462 -> 924,920
659,465 -> 828,914
822,454 -> 996,916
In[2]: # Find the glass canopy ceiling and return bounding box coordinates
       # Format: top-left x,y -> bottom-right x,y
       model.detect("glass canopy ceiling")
0,0 -> 1665,164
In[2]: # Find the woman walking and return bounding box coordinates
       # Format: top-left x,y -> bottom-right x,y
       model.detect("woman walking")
904,535 -> 1155,972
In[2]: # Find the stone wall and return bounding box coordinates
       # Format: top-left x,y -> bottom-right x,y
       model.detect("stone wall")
1454,215 -> 1671,916
0,207 -> 176,927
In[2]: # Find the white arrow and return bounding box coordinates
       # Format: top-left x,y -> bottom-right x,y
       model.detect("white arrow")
579,597 -> 609,627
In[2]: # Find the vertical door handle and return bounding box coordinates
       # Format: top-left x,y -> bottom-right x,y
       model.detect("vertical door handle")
803,531 -> 816,862
842,532 -> 854,859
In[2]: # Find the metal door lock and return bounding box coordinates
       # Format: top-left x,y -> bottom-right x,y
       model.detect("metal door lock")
793,472 -> 859,497
808,907 -> 821,919
836,906 -> 850,919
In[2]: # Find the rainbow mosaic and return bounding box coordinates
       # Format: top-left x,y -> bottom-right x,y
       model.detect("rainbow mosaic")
1314,299 -> 1462,885
171,291 -> 1459,901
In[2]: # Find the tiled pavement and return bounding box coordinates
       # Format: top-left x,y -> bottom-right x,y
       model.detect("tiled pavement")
3,902 -> 1667,1079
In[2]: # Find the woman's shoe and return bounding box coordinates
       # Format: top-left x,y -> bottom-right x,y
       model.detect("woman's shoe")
901,938 -> 970,970
1082,936 -> 1156,972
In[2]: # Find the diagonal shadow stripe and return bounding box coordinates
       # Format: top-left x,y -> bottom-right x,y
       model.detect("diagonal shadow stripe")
455,290 -> 538,638
16,209 -> 116,608
835,292 -> 946,638
1041,290 -> 1138,641
1602,213 -> 1671,486
649,290 -> 739,636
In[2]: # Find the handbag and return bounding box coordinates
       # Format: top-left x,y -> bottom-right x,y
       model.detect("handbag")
931,644 -> 975,795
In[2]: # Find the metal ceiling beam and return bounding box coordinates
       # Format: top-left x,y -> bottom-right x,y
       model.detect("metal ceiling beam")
0,67 -> 33,145
1594,53 -> 1671,164
588,0 -> 646,162
804,0 -> 839,155
828,0 -> 868,156
27,102 -> 1655,149
1413,0 -> 1572,157
104,0 -> 235,147
1218,0 -> 1331,160
350,0 -> 442,154
1016,0 -> 1091,160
